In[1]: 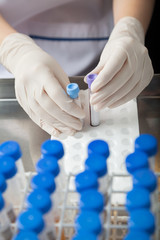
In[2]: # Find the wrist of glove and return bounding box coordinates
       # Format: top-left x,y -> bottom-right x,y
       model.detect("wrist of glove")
85,17 -> 153,110
0,33 -> 85,136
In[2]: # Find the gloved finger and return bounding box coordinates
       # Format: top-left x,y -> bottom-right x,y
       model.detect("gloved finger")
90,60 -> 134,105
44,74 -> 85,119
32,91 -> 83,131
91,48 -> 127,93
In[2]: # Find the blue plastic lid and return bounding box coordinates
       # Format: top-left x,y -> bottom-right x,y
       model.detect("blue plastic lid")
75,170 -> 98,193
66,83 -> 80,99
0,156 -> 17,179
133,169 -> 157,193
126,187 -> 150,211
87,140 -> 110,159
85,153 -> 107,177
80,189 -> 104,213
17,208 -> 44,234
128,209 -> 155,234
75,210 -> 102,235
13,231 -> 39,240
86,74 -> 98,89
0,140 -> 22,161
0,173 -> 7,193
0,192 -> 5,211
26,189 -> 52,214
36,156 -> 60,177
41,139 -> 64,160
31,172 -> 56,194
124,230 -> 151,240
135,134 -> 158,157
125,151 -> 149,174
72,231 -> 97,240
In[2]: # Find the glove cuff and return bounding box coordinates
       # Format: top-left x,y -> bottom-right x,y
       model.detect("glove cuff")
109,16 -> 145,44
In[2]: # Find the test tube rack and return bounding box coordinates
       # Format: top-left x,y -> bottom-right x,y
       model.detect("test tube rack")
11,171 -> 160,240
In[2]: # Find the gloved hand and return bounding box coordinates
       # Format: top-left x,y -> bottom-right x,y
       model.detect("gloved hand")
0,33 -> 85,136
85,17 -> 153,110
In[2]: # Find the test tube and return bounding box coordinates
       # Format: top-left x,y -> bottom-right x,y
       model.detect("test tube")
26,189 -> 56,240
0,156 -> 22,213
124,230 -> 151,240
87,139 -> 110,159
128,209 -> 155,235
75,210 -> 102,236
125,151 -> 149,174
13,230 -> 39,240
75,170 -> 99,194
0,141 -> 26,190
134,134 -> 158,171
17,208 -> 45,235
0,192 -> 13,240
72,231 -> 97,240
125,187 -> 151,212
66,83 -> 81,108
85,153 -> 108,203
86,74 -> 100,127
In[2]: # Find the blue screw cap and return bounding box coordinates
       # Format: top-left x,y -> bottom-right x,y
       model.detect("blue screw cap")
75,170 -> 98,193
133,169 -> 157,193
41,140 -> 64,160
31,172 -> 56,194
80,189 -> 104,213
86,74 -> 98,89
72,231 -> 97,240
13,231 -> 39,240
36,156 -> 60,177
66,83 -> 80,99
75,210 -> 102,235
0,192 -> 5,211
85,153 -> 107,177
87,140 -> 110,159
125,151 -> 149,174
124,230 -> 151,240
0,173 -> 7,193
17,208 -> 44,234
126,187 -> 150,211
0,141 -> 22,161
128,209 -> 155,234
135,134 -> 158,157
0,156 -> 17,179
26,189 -> 52,214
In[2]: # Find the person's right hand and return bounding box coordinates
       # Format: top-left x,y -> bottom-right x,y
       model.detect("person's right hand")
0,33 -> 85,136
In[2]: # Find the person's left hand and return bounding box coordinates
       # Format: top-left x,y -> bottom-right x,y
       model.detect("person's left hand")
84,17 -> 153,110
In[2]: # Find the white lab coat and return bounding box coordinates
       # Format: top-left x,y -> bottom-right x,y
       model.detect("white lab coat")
0,0 -> 114,77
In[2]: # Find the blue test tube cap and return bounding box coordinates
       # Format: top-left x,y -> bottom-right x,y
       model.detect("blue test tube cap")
17,208 -> 44,234
36,156 -> 60,177
26,188 -> 52,215
0,140 -> 22,161
0,173 -> 7,193
31,172 -> 56,194
75,170 -> 99,193
0,156 -> 17,179
128,209 -> 155,234
133,169 -> 157,193
0,192 -> 5,211
66,83 -> 80,99
72,230 -> 98,240
13,231 -> 39,240
124,230 -> 151,240
87,140 -> 110,159
41,139 -> 64,160
75,210 -> 102,235
135,134 -> 158,157
125,151 -> 149,174
126,187 -> 150,211
85,153 -> 107,177
86,74 -> 98,89
80,189 -> 104,213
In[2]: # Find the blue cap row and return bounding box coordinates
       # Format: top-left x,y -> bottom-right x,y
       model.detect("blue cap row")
41,139 -> 64,160
0,140 -> 22,161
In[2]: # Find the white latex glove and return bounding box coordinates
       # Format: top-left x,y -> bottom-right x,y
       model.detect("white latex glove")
85,17 -> 153,110
0,33 -> 85,136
